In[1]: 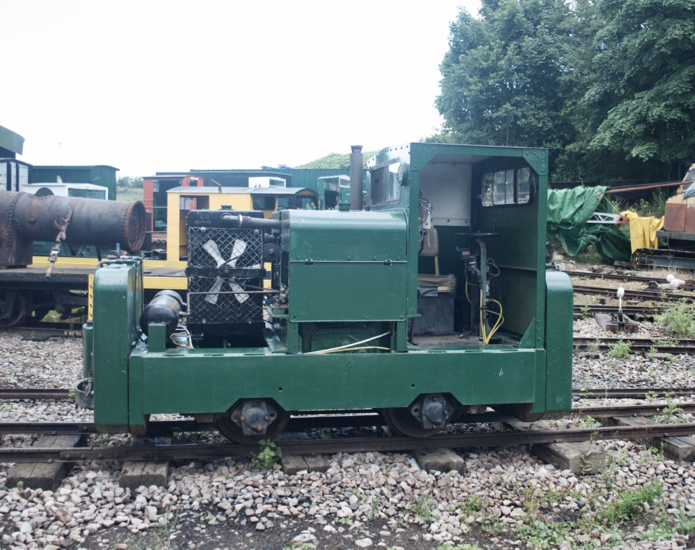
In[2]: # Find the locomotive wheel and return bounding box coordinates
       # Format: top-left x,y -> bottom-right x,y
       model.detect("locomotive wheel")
380,407 -> 444,438
0,291 -> 28,328
215,410 -> 291,445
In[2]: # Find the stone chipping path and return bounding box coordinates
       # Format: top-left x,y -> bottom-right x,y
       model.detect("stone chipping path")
0,304 -> 694,549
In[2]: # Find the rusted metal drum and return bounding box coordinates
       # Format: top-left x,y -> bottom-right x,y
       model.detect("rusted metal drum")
0,191 -> 147,252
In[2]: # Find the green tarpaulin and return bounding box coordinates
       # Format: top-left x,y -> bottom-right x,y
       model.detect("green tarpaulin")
547,186 -> 631,264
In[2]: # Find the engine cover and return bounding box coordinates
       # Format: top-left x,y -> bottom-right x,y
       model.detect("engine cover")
280,210 -> 408,323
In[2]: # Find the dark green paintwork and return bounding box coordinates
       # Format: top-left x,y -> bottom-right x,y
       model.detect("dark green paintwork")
543,270 -> 574,413
89,260 -> 142,431
282,210 -> 408,322
30,165 -> 119,201
87,142 -> 574,434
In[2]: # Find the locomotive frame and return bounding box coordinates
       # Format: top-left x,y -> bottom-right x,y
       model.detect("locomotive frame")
84,142 -> 573,442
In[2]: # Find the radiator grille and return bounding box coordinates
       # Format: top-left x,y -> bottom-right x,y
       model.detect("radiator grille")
187,226 -> 264,327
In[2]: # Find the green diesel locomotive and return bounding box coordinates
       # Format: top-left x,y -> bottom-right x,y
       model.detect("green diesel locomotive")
80,142 -> 573,443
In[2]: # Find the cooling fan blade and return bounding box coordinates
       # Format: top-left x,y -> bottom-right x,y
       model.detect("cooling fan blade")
227,239 -> 249,302
230,281 -> 249,303
203,239 -> 226,267
228,239 -> 247,267
204,276 -> 224,305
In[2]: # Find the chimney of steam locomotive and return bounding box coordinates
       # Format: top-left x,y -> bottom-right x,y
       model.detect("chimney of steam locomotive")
349,145 -> 363,211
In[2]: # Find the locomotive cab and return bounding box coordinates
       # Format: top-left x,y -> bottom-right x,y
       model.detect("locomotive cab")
84,143 -> 573,444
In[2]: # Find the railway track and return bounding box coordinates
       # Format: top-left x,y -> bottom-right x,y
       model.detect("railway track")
572,304 -> 661,321
574,387 -> 695,399
573,336 -> 695,354
0,402 -> 691,437
1,421 -> 695,464
573,284 -> 694,302
2,386 -> 694,402
0,388 -> 72,400
565,270 -> 686,284
1,324 -> 82,340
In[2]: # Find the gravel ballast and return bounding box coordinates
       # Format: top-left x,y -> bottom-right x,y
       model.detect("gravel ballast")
0,295 -> 694,549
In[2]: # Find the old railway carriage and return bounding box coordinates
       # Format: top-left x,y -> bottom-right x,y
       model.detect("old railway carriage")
82,143 -> 573,443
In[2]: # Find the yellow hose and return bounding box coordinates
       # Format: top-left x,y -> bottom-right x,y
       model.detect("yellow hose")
480,289 -> 504,344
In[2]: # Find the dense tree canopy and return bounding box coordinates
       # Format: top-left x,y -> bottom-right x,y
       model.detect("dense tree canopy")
436,0 -> 695,182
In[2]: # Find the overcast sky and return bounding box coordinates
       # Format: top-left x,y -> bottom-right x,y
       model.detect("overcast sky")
4,1 -> 480,177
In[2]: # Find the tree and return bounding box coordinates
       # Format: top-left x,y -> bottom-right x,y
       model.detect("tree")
296,152 -> 377,169
582,0 -> 695,173
437,0 -> 578,173
117,176 -> 143,189
436,0 -> 695,183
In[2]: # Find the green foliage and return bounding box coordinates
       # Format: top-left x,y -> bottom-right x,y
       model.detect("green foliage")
116,183 -> 144,202
199,511 -> 216,523
586,0 -> 695,165
436,0 -> 695,183
296,152 -> 376,170
674,511 -> 695,536
607,339 -> 631,358
600,479 -> 663,526
580,303 -> 592,320
456,495 -> 486,517
627,189 -> 668,219
116,176 -> 144,202
514,518 -> 570,549
437,0 -> 577,173
656,299 -> 695,338
407,495 -> 439,524
652,392 -> 685,424
249,439 -> 282,469
369,495 -> 381,521
117,176 -> 143,189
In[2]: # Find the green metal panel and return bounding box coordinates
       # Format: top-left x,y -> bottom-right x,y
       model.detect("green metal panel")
129,347 -> 539,415
92,260 -> 143,430
0,124 -> 24,156
544,270 -> 574,413
289,263 -> 407,322
282,168 -> 350,193
30,165 -> 119,200
284,210 -> 408,322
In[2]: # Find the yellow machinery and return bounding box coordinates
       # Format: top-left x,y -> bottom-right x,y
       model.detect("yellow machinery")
165,186 -> 318,262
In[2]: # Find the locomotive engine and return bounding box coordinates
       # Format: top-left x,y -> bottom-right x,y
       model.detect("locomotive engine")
82,142 -> 573,444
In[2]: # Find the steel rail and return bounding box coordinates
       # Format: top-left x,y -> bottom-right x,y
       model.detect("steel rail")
574,388 -> 695,399
0,388 -> 72,400
572,403 -> 695,417
566,271 -> 665,283
2,423 -> 695,463
0,401 -> 691,437
4,326 -> 82,340
573,285 -> 693,302
573,337 -> 695,354
572,304 -> 661,316
1,386 -> 690,403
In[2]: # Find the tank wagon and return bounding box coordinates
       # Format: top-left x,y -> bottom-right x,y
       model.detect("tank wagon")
82,143 -> 573,443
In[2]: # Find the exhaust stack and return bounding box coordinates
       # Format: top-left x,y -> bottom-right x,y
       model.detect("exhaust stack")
349,145 -> 363,211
